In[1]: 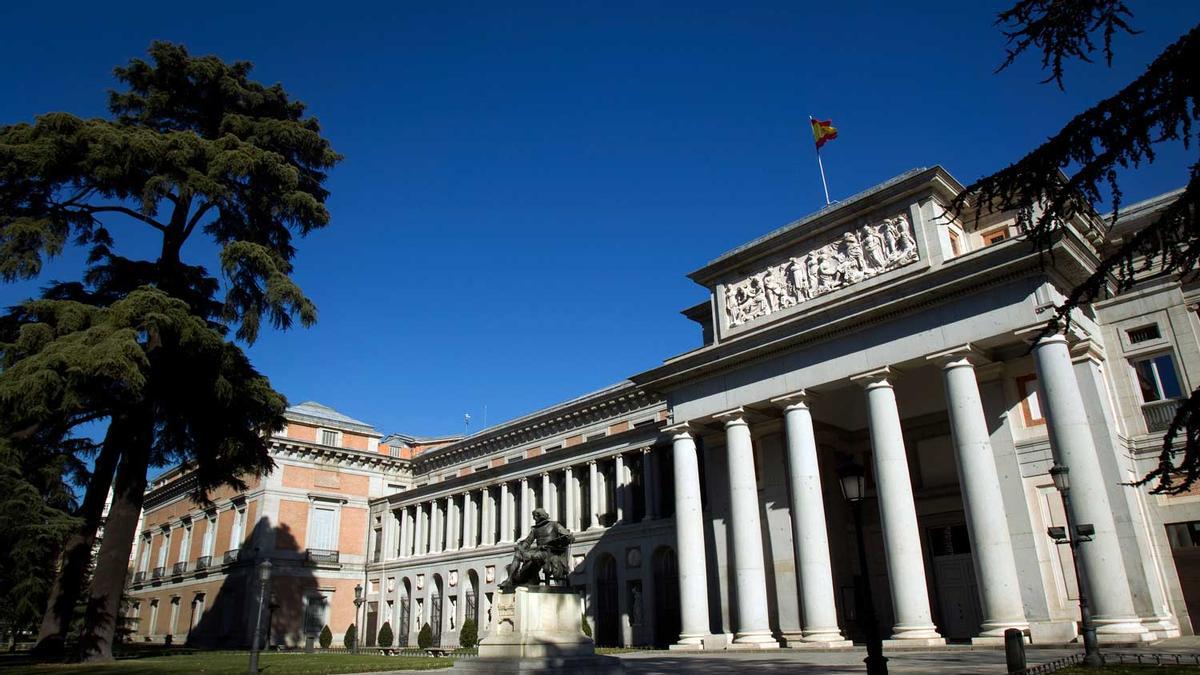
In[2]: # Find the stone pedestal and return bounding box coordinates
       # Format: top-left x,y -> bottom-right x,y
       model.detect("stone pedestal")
452,587 -> 624,674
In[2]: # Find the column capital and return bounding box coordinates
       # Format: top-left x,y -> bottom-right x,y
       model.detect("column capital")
850,366 -> 898,389
770,389 -> 818,410
541,471 -> 550,478
664,421 -> 695,438
641,446 -> 653,455
587,459 -> 598,466
926,344 -> 990,369
713,407 -> 748,426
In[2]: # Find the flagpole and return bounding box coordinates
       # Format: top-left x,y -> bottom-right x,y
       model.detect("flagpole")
816,147 -> 831,206
809,116 -> 831,206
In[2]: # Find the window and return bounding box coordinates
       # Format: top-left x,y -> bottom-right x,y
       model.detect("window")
130,602 -> 142,633
138,534 -> 152,572
229,506 -> 247,550
178,523 -> 192,564
372,527 -> 383,562
202,514 -> 216,557
309,505 -> 338,551
585,431 -> 607,442
168,597 -> 180,636
1134,353 -> 1183,403
506,455 -> 522,464
948,229 -> 962,256
1128,324 -> 1162,344
982,228 -> 1009,245
304,593 -> 330,636
1167,521 -> 1200,548
1016,374 -> 1045,426
148,599 -> 160,635
191,594 -> 206,628
156,530 -> 171,567
321,429 -> 340,446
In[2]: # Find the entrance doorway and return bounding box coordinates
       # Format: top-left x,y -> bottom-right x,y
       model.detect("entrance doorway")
652,547 -> 681,647
928,524 -> 982,640
594,554 -> 620,646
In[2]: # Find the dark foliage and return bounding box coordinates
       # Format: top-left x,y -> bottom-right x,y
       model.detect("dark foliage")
343,622 -> 357,650
417,623 -> 433,649
319,624 -> 332,649
954,2 -> 1199,493
377,620 -> 393,648
458,617 -> 478,649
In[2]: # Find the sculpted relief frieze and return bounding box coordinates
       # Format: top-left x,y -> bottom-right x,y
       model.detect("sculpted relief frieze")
723,213 -> 919,329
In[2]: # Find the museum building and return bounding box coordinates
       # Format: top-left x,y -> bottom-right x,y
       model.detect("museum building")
127,166 -> 1200,651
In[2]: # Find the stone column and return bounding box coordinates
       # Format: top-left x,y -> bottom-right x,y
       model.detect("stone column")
542,472 -> 553,517
930,347 -> 1030,642
414,503 -> 426,556
615,454 -> 628,524
852,368 -> 944,645
431,499 -> 444,554
398,507 -> 410,559
668,424 -> 712,649
588,460 -> 601,529
520,477 -> 531,534
771,391 -> 850,647
565,467 -> 578,530
499,482 -> 512,543
448,496 -> 461,551
480,487 -> 493,546
714,408 -> 778,647
642,448 -> 656,521
1030,332 -> 1147,638
461,492 -> 472,549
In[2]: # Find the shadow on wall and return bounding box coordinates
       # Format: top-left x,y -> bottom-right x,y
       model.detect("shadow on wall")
189,518 -> 319,648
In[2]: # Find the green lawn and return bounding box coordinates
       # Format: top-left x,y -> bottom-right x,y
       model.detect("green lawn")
1060,658 -> 1200,667
0,652 -> 453,675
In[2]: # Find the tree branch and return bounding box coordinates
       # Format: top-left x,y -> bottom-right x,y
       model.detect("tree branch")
183,201 -> 215,240
77,205 -> 167,232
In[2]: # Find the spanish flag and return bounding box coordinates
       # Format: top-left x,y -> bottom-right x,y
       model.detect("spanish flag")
810,117 -> 838,149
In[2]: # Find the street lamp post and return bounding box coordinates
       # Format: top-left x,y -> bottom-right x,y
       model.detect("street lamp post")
353,583 -> 365,652
267,592 -> 279,649
1047,464 -> 1103,668
838,459 -> 888,675
248,559 -> 272,675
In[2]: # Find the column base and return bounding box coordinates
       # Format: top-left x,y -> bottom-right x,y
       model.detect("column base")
729,631 -> 779,649
787,639 -> 854,649
1095,618 -> 1159,643
971,635 -> 1026,646
883,637 -> 946,648
887,624 -> 943,643
972,621 -> 1030,645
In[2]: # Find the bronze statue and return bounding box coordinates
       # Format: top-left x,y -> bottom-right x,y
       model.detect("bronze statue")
499,508 -> 574,592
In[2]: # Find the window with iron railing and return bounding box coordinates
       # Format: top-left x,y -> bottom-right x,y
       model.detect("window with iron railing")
133,571 -> 147,584
195,555 -> 211,571
1134,353 -> 1184,432
151,566 -> 165,579
172,561 -> 187,575
223,549 -> 240,564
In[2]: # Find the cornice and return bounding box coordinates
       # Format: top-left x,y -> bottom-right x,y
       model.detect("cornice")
412,386 -> 664,473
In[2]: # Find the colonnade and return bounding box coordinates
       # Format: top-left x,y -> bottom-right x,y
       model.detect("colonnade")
668,343 -> 1069,648
387,448 -> 663,560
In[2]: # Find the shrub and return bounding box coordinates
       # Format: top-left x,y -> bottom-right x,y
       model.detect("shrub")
319,625 -> 333,649
581,615 -> 592,637
343,622 -> 358,649
458,617 -> 478,648
417,622 -> 433,649
378,621 -> 394,648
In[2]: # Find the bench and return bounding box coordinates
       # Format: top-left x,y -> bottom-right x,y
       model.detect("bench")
425,647 -> 452,657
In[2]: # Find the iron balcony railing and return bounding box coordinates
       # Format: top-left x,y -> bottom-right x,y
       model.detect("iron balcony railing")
133,570 -> 147,583
195,555 -> 212,571
306,548 -> 340,564
223,549 -> 240,564
1143,399 -> 1182,433
151,566 -> 164,580
172,561 -> 187,575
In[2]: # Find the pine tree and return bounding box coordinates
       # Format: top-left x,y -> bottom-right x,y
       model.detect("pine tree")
0,41 -> 340,660
319,625 -> 333,649
954,2 -> 1199,491
417,623 -> 433,649
343,623 -> 357,650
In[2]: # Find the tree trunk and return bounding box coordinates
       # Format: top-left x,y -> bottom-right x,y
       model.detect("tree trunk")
78,408 -> 152,662
32,428 -> 124,656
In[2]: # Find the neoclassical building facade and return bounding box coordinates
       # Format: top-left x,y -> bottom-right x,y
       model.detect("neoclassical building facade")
128,165 -> 1200,652
363,167 -> 1198,651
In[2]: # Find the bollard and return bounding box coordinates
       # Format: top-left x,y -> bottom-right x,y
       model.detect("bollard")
1005,628 -> 1027,674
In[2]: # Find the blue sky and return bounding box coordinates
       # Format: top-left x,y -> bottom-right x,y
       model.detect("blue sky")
1,1 -> 1197,440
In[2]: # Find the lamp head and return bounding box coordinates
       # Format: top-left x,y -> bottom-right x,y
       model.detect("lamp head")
258,559 -> 272,582
354,583 -> 363,601
837,459 -> 867,503
1049,464 -> 1070,492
